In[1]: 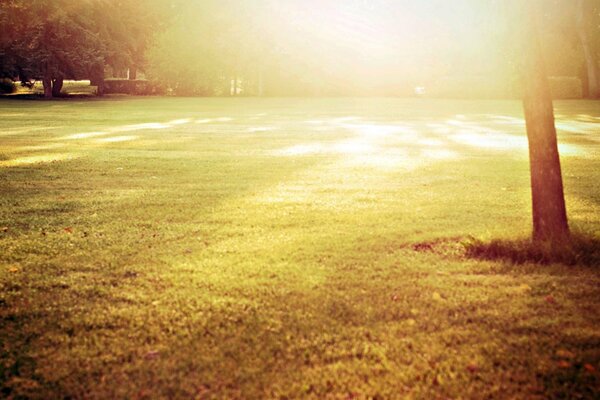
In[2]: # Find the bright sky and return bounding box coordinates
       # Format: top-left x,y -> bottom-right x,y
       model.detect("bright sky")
263,0 -> 509,87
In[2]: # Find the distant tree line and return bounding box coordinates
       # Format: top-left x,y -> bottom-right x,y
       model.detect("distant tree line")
0,0 -> 164,97
0,0 -> 598,98
144,0 -> 600,98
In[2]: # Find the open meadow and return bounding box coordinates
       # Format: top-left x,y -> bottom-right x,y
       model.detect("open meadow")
1,97 -> 599,399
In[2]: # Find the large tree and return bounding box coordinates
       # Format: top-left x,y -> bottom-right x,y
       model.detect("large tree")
5,0 -> 106,97
0,0 -> 161,97
521,0 -> 570,241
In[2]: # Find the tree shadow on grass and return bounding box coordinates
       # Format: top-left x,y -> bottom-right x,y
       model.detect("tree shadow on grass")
464,233 -> 600,267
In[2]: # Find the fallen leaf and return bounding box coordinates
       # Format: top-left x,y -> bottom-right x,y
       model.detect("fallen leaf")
556,349 -> 575,359
545,295 -> 556,304
584,364 -> 596,373
8,266 -> 20,273
64,227 -> 73,234
466,363 -> 479,373
406,319 -> 416,326
432,292 -> 443,301
1,227 -> 8,232
410,308 -> 419,316
558,360 -> 571,369
391,294 -> 399,302
145,350 -> 160,360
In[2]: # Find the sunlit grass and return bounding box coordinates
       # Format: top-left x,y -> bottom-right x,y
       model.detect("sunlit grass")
0,98 -> 598,399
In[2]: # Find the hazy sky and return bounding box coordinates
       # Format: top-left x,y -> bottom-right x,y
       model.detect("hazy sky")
264,0 -> 507,84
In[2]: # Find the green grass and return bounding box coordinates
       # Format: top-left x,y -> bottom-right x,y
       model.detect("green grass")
0,97 -> 599,399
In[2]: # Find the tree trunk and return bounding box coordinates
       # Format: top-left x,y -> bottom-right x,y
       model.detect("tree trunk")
231,76 -> 238,96
257,67 -> 264,97
522,1 -> 570,242
52,77 -> 64,97
42,76 -> 53,98
96,77 -> 105,96
576,0 -> 600,98
129,66 -> 137,80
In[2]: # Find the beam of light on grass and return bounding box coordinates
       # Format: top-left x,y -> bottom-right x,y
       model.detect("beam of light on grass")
59,118 -> 192,140
573,114 -> 600,122
449,130 -> 582,155
0,153 -> 77,168
449,130 -> 529,150
274,118 -> 461,174
555,121 -> 600,135
343,123 -> 415,138
247,127 -> 275,133
488,115 -> 526,126
96,135 -> 139,143
4,143 -> 66,154
417,138 -> 445,147
0,126 -> 64,136
63,131 -> 111,140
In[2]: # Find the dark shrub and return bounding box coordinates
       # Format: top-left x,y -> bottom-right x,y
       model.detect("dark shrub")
0,78 -> 16,94
103,79 -> 165,95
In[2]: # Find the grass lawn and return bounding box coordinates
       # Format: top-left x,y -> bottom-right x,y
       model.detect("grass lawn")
0,97 -> 599,399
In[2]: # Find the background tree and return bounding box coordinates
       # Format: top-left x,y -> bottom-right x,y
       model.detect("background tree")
576,0 -> 600,98
7,0 -> 105,97
0,0 -> 162,97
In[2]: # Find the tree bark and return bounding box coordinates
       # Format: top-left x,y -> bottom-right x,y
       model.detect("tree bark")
257,67 -> 264,97
52,77 -> 64,97
232,76 -> 238,96
576,0 -> 600,98
42,76 -> 53,98
129,66 -> 137,80
522,1 -> 570,242
95,76 -> 105,96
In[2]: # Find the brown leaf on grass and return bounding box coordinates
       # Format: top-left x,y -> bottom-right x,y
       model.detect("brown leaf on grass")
145,350 -> 160,360
8,266 -> 20,273
557,360 -> 571,369
584,364 -> 596,373
556,349 -> 575,359
64,227 -> 73,234
432,292 -> 443,301
545,295 -> 556,304
1,227 -> 8,232
466,363 -> 479,373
